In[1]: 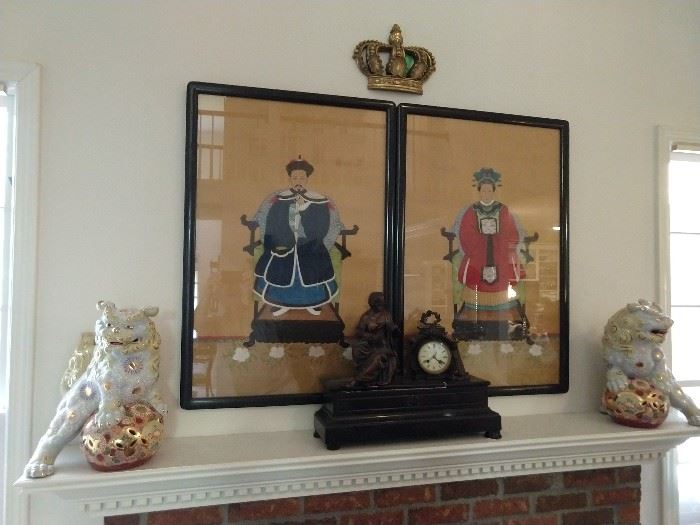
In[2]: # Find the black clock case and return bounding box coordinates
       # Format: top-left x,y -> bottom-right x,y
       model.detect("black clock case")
313,376 -> 501,450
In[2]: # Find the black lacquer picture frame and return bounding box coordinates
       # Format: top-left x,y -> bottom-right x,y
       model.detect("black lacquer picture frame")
181,82 -> 397,409
396,103 -> 569,396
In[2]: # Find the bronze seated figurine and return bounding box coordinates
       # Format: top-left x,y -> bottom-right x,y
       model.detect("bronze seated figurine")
347,291 -> 398,387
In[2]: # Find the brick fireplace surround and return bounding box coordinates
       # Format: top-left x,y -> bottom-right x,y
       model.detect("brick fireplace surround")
106,467 -> 640,525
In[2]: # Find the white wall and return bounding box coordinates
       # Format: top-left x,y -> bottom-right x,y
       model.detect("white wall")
2,1 -> 699,524
0,412 -> 4,522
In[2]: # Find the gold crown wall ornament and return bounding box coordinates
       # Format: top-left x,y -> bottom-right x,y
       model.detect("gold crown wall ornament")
353,24 -> 436,95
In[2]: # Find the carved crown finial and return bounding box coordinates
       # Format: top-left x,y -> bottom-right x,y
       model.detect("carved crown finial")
353,24 -> 436,95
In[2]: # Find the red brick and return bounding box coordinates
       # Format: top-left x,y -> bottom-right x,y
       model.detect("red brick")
563,508 -> 615,525
592,487 -> 640,506
563,469 -> 615,488
504,474 -> 553,494
270,519 -> 337,525
104,515 -> 140,525
536,493 -> 588,512
339,510 -> 404,525
229,497 -> 301,520
375,485 -> 435,507
618,503 -> 641,524
474,497 -> 529,519
617,466 -> 641,484
441,478 -> 499,500
506,516 -> 559,525
305,491 -> 371,513
147,506 -> 222,525
408,504 -> 468,525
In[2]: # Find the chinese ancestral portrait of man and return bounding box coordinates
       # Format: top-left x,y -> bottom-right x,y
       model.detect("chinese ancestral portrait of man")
452,167 -> 526,336
252,156 -> 344,317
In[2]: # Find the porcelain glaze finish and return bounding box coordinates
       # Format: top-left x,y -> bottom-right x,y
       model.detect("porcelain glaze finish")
24,302 -> 166,478
601,299 -> 700,427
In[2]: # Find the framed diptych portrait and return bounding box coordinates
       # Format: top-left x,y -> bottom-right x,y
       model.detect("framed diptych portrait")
396,103 -> 569,395
181,83 -> 396,408
181,83 -> 570,408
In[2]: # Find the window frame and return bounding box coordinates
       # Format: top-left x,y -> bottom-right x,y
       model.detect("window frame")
656,125 -> 700,525
0,93 -> 14,409
0,61 -> 40,525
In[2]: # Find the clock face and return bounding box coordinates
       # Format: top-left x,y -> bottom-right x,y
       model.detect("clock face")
417,340 -> 452,375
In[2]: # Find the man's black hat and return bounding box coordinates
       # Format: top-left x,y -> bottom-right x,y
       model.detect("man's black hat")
286,155 -> 314,176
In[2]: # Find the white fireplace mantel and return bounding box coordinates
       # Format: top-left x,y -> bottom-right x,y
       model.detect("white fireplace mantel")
15,411 -> 700,518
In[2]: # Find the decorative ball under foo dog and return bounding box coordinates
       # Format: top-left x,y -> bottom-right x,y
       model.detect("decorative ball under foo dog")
602,379 -> 669,428
24,301 -> 166,478
81,401 -> 164,471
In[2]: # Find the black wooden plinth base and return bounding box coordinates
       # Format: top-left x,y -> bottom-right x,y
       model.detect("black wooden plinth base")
313,378 -> 501,450
246,304 -> 346,345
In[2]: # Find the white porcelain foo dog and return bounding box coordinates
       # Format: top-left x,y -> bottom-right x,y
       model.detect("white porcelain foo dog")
24,301 -> 166,478
601,299 -> 700,428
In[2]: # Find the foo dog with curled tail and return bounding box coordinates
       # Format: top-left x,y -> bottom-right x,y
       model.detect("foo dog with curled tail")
601,299 -> 700,428
24,301 -> 166,478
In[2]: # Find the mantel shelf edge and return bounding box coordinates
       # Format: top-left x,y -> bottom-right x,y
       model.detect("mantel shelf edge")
15,411 -> 700,517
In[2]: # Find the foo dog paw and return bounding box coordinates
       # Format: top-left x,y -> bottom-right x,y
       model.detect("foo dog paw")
94,408 -> 125,429
687,414 -> 700,427
24,461 -> 54,479
606,378 -> 629,393
151,401 -> 168,417
147,394 -> 167,417
606,369 -> 629,393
